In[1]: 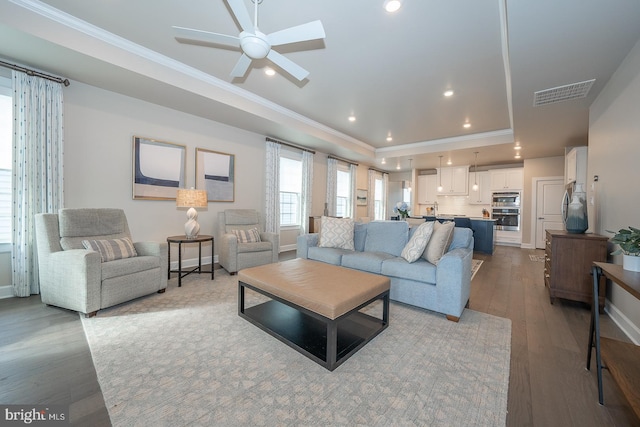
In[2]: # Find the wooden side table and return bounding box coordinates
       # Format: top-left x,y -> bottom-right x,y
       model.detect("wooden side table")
167,235 -> 214,287
587,262 -> 640,418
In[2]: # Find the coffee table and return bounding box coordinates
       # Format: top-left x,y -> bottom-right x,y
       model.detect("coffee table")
238,258 -> 390,371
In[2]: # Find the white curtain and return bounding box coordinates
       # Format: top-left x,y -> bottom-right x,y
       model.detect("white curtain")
300,150 -> 314,234
348,163 -> 357,219
264,140 -> 281,233
367,169 -> 376,219
325,157 -> 337,216
12,71 -> 64,297
382,172 -> 389,220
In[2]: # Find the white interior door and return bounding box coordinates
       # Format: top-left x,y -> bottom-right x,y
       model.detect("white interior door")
535,179 -> 565,248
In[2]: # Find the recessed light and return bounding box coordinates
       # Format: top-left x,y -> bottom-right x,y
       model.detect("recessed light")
515,153 -> 521,159
264,67 -> 276,76
386,135 -> 393,142
447,159 -> 452,165
444,89 -> 454,97
348,115 -> 356,122
514,145 -> 521,150
463,122 -> 471,129
381,158 -> 386,164
383,0 -> 402,13
396,163 -> 401,170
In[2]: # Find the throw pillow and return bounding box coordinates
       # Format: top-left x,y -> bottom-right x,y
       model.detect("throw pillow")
82,237 -> 138,262
423,221 -> 455,265
319,216 -> 355,250
231,228 -> 261,243
401,221 -> 435,263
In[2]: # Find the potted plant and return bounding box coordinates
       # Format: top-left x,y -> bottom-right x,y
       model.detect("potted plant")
608,226 -> 640,272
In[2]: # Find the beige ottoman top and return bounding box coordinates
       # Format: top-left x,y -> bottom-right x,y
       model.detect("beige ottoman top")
238,258 -> 390,320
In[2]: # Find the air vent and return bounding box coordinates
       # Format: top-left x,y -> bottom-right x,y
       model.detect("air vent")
533,79 -> 595,106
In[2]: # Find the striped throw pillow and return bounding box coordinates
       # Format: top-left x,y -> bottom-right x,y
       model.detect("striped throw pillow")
82,237 -> 138,262
232,228 -> 261,243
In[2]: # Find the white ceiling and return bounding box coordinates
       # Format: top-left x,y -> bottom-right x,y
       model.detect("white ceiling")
1,0 -> 640,172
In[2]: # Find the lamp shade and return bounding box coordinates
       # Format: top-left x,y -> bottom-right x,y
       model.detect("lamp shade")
176,188 -> 207,208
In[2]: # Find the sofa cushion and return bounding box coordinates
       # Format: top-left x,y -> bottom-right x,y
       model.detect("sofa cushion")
101,255 -> 160,280
341,251 -> 396,274
363,221 -> 408,256
237,241 -> 273,253
450,227 -> 473,250
82,237 -> 137,262
401,221 -> 434,263
308,246 -> 349,265
423,221 -> 455,265
354,222 -> 367,252
381,257 -> 437,284
232,228 -> 261,243
319,217 -> 355,250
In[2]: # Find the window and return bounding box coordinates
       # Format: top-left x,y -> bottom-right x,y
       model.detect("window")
335,166 -> 351,218
279,155 -> 302,226
374,177 -> 384,220
0,77 -> 12,244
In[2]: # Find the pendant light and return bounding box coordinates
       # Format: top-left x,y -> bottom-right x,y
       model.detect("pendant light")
437,155 -> 443,192
472,151 -> 479,191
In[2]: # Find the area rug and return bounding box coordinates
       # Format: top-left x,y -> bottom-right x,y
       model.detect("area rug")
471,259 -> 484,280
81,269 -> 511,427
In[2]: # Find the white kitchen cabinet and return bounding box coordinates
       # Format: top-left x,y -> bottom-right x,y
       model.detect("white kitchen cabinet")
417,174 -> 438,204
437,166 -> 468,195
565,146 -> 587,185
468,171 -> 491,204
490,168 -> 523,191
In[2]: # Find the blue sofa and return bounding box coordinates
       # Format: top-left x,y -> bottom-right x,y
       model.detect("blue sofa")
296,220 -> 474,321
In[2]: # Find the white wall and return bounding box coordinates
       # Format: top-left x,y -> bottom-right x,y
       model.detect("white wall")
589,37 -> 640,341
64,82 -> 266,264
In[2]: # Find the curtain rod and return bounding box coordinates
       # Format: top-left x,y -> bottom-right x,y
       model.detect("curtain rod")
265,137 -> 315,154
0,59 -> 70,87
368,167 -> 388,175
328,155 -> 358,167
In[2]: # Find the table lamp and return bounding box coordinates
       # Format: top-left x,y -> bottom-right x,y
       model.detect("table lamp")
176,188 -> 207,239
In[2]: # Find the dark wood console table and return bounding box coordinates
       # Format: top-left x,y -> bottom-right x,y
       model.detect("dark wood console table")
587,261 -> 640,418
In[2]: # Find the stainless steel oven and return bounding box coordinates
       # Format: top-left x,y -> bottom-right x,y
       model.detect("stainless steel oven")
491,191 -> 520,207
492,191 -> 521,231
491,207 -> 521,231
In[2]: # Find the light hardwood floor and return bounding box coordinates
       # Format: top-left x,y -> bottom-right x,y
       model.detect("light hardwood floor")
1,246 -> 638,426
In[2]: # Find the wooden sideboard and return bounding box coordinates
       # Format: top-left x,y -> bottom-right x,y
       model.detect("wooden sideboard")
544,230 -> 608,310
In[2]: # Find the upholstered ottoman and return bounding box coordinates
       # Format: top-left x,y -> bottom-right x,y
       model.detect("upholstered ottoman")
238,258 -> 390,371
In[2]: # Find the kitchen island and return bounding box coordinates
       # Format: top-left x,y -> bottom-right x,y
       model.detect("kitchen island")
421,216 -> 495,255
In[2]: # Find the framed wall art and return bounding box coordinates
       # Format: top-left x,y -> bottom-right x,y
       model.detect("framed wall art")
196,148 -> 235,202
356,189 -> 368,206
132,136 -> 186,200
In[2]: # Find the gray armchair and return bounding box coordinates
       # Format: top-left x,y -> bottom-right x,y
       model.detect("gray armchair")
35,208 -> 167,317
217,209 -> 279,274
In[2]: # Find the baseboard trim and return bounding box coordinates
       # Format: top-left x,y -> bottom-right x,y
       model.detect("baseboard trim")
279,244 -> 297,253
0,285 -> 13,299
169,255 -> 215,271
605,299 -> 640,345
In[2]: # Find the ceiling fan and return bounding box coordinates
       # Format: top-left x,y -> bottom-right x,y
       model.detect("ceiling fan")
173,0 -> 326,81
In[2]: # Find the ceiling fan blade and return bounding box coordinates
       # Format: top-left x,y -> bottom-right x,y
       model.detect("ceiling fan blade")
230,53 -> 253,78
173,26 -> 240,48
226,0 -> 254,32
266,50 -> 309,81
268,20 -> 326,46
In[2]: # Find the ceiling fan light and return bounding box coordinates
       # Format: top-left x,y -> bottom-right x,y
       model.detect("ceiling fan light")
384,0 -> 402,13
240,31 -> 271,59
